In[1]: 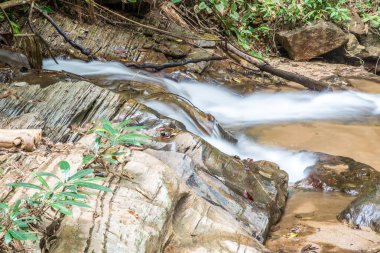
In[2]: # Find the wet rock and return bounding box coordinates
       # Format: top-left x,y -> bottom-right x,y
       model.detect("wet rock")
295,153 -> 380,196
0,68 -> 14,83
162,132 -> 288,242
359,32 -> 380,49
0,48 -> 30,71
344,33 -> 380,61
0,141 -> 270,253
153,40 -> 192,58
185,48 -> 215,73
338,183 -> 380,233
277,21 -> 348,61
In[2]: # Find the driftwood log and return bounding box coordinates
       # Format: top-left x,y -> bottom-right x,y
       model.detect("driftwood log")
0,129 -> 42,151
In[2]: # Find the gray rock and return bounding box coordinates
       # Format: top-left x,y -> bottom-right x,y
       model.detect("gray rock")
277,21 -> 348,61
345,33 -> 380,61
153,40 -> 192,58
346,12 -> 367,36
0,49 -> 30,70
338,183 -> 380,233
185,48 -> 215,73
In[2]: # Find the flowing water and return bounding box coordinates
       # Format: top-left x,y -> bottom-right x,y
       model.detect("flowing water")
43,59 -> 380,183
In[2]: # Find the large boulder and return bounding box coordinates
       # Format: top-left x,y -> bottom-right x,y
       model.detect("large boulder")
338,183 -> 380,233
277,21 -> 348,61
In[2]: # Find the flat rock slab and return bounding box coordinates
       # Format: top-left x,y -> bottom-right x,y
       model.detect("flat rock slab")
277,21 -> 348,61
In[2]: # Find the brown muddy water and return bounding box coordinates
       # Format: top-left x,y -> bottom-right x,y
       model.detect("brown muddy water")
265,190 -> 380,252
250,78 -> 380,252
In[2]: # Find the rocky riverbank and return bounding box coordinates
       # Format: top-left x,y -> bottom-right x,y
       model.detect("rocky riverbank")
1,2 -> 380,252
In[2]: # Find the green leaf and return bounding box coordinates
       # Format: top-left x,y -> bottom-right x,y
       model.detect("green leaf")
171,0 -> 182,3
53,181 -> 64,191
68,169 -> 94,181
102,157 -> 118,164
50,203 -> 72,215
109,151 -> 126,156
58,200 -> 91,208
0,202 -> 9,209
82,155 -> 95,165
199,2 -> 208,10
8,230 -> 35,241
74,182 -> 112,192
33,173 -> 50,189
59,161 -> 71,172
57,191 -> 88,199
101,120 -> 117,135
4,232 -> 12,244
34,172 -> 60,180
7,182 -> 44,190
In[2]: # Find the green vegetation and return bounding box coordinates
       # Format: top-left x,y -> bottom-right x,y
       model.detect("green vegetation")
0,119 -> 148,247
172,0 -> 379,55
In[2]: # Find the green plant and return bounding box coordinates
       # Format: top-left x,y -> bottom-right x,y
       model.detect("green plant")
83,119 -> 149,166
2,161 -> 111,244
171,0 -> 372,55
0,119 -> 149,247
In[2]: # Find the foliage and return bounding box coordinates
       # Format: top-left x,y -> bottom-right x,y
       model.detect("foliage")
0,9 -> 21,34
84,119 -> 149,166
1,161 -> 110,245
0,119 -> 149,247
172,0 -> 378,54
353,0 -> 380,30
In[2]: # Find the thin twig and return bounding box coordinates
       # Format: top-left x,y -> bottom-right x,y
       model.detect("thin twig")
0,6 -> 15,34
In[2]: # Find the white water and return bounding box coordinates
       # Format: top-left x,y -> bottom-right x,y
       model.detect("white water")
44,59 -> 380,182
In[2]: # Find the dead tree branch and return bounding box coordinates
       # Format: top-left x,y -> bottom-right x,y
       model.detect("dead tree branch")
124,56 -> 226,71
34,5 -> 92,56
225,43 -> 328,91
0,0 -> 28,10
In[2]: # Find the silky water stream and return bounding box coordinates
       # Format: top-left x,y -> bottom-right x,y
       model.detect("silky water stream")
44,59 -> 380,252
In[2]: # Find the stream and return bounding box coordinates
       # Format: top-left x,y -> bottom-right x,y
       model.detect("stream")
43,59 -> 380,183
42,59 -> 380,251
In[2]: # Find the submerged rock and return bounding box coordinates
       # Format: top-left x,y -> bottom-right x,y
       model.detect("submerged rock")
277,21 -> 348,61
338,183 -> 380,233
295,153 -> 380,196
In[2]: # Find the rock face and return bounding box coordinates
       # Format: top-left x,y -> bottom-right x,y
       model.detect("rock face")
338,183 -> 380,233
277,21 -> 348,61
0,77 -> 288,252
295,153 -> 380,196
345,33 -> 380,61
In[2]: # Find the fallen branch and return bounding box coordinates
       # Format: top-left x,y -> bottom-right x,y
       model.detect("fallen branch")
0,0 -> 28,10
34,5 -> 92,56
225,43 -> 328,91
0,129 -> 42,151
124,56 -> 226,71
